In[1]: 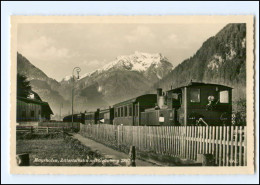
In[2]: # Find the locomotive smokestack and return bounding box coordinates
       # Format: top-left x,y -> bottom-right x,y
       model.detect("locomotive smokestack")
157,88 -> 166,109
157,88 -> 162,105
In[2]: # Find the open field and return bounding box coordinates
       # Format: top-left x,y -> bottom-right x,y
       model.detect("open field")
16,132 -> 120,166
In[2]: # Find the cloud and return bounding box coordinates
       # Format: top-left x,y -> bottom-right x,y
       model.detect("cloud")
125,26 -> 155,43
18,36 -> 73,61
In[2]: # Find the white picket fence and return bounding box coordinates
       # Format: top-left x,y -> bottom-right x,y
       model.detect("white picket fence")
80,124 -> 247,166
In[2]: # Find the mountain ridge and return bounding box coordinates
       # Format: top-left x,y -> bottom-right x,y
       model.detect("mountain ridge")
18,51 -> 173,116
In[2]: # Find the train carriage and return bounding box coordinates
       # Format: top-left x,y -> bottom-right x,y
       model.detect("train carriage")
113,94 -> 157,126
85,111 -> 99,125
63,113 -> 85,124
98,107 -> 114,125
64,81 -> 233,127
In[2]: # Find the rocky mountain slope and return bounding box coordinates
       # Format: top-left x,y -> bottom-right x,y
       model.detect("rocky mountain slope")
17,53 -> 70,117
154,23 -> 246,103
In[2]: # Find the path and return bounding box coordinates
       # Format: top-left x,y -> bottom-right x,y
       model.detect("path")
72,133 -> 159,166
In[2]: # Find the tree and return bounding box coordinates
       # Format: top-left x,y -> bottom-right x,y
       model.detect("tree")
17,73 -> 31,98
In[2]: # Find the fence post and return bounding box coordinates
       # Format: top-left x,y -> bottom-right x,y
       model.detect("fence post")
129,146 -> 136,167
46,127 -> 49,134
197,154 -> 215,166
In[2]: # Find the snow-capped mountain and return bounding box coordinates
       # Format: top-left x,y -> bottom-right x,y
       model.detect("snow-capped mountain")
61,51 -> 173,83
98,51 -> 171,73
60,75 -> 72,82
58,52 -> 173,111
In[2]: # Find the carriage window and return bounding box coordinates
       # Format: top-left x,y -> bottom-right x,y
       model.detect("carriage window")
121,107 -> 124,117
118,108 -> 120,117
190,88 -> 200,103
124,106 -> 127,117
172,93 -> 178,99
135,105 -> 138,116
219,90 -> 229,103
129,106 -> 132,116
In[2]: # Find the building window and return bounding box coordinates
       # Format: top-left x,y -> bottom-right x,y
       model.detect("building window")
190,88 -> 200,103
219,90 -> 229,103
31,110 -> 35,117
22,110 -> 26,118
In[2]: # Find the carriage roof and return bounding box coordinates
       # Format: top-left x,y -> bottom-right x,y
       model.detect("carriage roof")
167,82 -> 232,93
113,94 -> 157,107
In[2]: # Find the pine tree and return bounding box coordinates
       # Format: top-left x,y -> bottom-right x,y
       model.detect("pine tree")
17,73 -> 32,98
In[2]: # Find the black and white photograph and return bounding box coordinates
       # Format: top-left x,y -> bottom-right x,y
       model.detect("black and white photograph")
8,15 -> 255,176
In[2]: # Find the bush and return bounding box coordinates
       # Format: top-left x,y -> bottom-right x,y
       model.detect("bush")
233,98 -> 246,126
16,132 -> 64,140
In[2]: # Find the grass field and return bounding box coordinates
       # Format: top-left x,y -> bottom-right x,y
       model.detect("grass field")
16,132 -> 118,166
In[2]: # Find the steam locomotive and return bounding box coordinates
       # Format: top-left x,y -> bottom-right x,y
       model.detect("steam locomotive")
63,82 -> 232,126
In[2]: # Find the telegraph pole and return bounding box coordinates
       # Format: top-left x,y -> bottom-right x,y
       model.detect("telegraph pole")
60,103 -> 63,121
71,67 -> 81,123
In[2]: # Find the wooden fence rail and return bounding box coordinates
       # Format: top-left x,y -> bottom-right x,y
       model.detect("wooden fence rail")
17,126 -> 61,134
16,122 -> 80,133
80,124 -> 247,166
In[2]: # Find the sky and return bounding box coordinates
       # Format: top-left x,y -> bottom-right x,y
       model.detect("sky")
17,23 -> 227,81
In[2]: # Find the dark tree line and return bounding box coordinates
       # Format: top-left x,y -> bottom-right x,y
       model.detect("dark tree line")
17,73 -> 31,98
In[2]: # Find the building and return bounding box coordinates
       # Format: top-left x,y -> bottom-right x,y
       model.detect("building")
16,91 -> 53,122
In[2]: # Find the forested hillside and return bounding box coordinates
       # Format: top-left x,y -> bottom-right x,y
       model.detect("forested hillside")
156,24 -> 246,103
